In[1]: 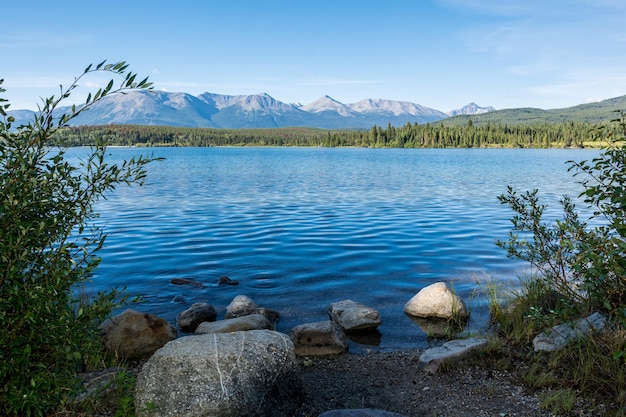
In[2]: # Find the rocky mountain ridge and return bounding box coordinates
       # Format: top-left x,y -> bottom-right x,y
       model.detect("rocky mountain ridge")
7,90 -> 493,129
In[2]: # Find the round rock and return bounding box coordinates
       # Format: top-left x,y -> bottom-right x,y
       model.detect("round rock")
403,282 -> 468,319
135,330 -> 301,417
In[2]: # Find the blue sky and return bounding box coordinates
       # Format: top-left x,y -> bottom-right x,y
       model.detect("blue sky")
2,0 -> 626,112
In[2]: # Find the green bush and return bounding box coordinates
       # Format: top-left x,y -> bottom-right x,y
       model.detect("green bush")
497,112 -> 626,317
0,61 -> 157,416
493,116 -> 626,414
568,115 -> 626,311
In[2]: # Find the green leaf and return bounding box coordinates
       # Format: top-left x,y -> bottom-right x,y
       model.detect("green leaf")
104,79 -> 114,93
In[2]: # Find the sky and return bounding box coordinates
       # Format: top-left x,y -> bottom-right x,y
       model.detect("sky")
2,0 -> 626,112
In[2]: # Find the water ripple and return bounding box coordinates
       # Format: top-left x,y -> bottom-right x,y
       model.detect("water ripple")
66,147 -> 600,352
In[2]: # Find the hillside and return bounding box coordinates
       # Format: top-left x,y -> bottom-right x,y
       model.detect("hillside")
441,95 -> 626,126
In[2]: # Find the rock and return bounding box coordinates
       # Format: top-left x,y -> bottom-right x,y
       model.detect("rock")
176,302 -> 217,333
99,309 -> 177,360
329,300 -> 382,332
195,314 -> 273,334
172,295 -> 186,303
226,295 -> 258,314
290,321 -> 349,356
418,337 -> 488,374
169,278 -> 205,288
318,409 -> 407,417
135,330 -> 301,417
403,282 -> 468,320
218,276 -> 239,285
225,295 -> 280,325
533,312 -> 608,352
74,367 -> 123,403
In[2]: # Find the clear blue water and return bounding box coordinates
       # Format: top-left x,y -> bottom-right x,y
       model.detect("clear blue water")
68,147 -> 600,352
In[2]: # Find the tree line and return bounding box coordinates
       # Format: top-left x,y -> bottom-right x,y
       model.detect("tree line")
52,119 -> 611,148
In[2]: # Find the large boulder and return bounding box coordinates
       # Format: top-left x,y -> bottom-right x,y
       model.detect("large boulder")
329,300 -> 382,332
533,312 -> 608,352
195,314 -> 273,334
135,330 -> 301,417
225,295 -> 280,326
403,282 -> 468,320
290,321 -> 349,356
176,302 -> 217,333
99,309 -> 177,360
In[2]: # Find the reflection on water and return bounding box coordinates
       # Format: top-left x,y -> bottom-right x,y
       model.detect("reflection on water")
65,146 -> 599,352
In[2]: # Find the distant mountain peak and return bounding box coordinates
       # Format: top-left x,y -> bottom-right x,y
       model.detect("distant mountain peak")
300,95 -> 355,117
7,90 -> 460,129
300,95 -> 354,117
447,102 -> 495,117
350,98 -> 448,118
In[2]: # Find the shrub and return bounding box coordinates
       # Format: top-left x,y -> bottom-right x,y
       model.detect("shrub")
568,113 -> 626,312
0,61 -> 157,416
497,112 -> 626,317
495,113 -> 626,414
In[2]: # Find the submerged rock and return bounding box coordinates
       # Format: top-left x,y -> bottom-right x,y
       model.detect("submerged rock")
218,276 -> 239,285
169,277 -> 205,288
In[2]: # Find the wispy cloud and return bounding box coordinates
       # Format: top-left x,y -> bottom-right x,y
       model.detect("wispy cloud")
435,0 -> 561,17
526,67 -> 626,106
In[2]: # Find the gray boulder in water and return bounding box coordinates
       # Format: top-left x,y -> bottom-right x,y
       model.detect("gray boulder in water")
329,299 -> 382,332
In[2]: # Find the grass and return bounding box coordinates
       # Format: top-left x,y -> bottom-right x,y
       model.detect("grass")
54,366 -> 139,417
539,389 -> 577,415
476,273 -> 626,416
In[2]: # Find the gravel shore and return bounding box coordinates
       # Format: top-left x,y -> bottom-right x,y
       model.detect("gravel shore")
292,349 -> 602,417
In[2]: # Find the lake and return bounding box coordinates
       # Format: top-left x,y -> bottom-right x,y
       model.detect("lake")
69,147 -> 600,352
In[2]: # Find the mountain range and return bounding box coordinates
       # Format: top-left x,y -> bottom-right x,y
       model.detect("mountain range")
7,90 -> 494,130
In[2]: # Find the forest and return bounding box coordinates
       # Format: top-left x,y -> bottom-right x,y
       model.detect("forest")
51,119 -> 615,149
